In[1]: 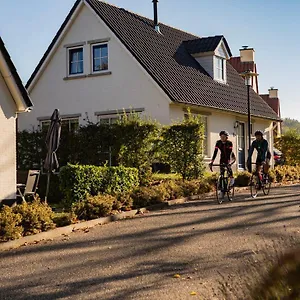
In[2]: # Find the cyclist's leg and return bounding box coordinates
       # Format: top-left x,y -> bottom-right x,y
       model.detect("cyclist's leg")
228,166 -> 234,186
263,159 -> 270,174
256,160 -> 263,187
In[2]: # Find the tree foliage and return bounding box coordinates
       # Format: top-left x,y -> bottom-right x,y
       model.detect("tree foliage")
275,129 -> 300,165
160,111 -> 205,180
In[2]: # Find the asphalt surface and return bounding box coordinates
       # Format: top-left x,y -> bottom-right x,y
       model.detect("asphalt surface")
0,185 -> 300,300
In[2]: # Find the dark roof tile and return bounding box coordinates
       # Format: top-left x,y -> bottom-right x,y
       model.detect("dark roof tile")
27,0 -> 278,120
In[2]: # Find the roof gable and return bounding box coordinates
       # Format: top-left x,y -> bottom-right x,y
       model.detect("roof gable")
0,37 -> 33,110
26,0 -> 278,121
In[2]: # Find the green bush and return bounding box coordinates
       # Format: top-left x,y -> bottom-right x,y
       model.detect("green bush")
13,200 -> 55,236
162,180 -> 184,200
131,186 -> 165,208
53,212 -> 75,227
235,171 -> 252,187
72,194 -> 115,221
273,165 -> 300,183
114,193 -> 133,211
59,164 -> 139,206
160,110 -> 205,180
179,180 -> 201,197
0,206 -> 23,241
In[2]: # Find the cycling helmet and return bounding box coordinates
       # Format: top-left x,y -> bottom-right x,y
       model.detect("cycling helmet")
254,130 -> 264,136
219,130 -> 229,137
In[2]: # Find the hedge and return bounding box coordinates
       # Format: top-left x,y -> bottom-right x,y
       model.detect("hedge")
59,164 -> 139,205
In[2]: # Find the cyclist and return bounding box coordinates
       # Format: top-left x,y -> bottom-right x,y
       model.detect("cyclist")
247,130 -> 270,180
209,130 -> 236,186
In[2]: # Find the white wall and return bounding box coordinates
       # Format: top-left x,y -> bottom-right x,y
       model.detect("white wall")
19,4 -> 171,130
169,105 -> 273,171
0,74 -> 17,201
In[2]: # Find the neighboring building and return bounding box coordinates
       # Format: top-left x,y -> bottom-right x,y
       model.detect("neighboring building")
260,88 -> 282,137
229,51 -> 282,138
229,48 -> 259,94
19,0 -> 279,170
0,37 -> 33,203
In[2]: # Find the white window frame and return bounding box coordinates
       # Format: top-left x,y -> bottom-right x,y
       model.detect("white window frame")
91,42 -> 109,74
68,46 -> 84,76
61,117 -> 80,132
215,56 -> 225,81
40,117 -> 79,132
97,114 -> 119,125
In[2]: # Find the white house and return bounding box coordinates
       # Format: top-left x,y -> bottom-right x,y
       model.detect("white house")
19,0 -> 279,170
0,37 -> 33,203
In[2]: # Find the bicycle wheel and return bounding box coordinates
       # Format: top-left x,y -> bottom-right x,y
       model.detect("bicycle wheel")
227,184 -> 235,201
250,174 -> 259,198
216,176 -> 225,204
262,174 -> 271,195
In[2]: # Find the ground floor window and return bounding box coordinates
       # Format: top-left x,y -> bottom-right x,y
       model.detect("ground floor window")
40,117 -> 79,133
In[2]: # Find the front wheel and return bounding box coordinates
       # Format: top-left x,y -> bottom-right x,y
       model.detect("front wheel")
250,174 -> 259,198
216,176 -> 225,204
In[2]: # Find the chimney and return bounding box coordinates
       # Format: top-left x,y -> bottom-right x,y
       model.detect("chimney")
152,0 -> 160,32
240,46 -> 255,63
269,87 -> 278,98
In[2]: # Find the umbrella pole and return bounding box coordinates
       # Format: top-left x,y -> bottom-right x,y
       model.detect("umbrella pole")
45,171 -> 51,203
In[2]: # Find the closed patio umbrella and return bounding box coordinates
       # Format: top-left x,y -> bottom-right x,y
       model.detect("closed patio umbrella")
44,109 -> 61,202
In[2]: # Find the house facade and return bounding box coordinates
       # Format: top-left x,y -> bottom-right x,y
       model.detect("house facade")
19,0 -> 279,171
0,37 -> 33,203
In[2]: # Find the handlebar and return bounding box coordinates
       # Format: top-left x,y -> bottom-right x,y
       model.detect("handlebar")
209,163 -> 232,172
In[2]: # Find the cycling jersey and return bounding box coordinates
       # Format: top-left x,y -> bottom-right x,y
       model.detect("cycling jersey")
212,140 -> 236,164
248,139 -> 269,163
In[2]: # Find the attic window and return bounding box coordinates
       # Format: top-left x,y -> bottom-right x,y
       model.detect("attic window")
68,47 -> 84,75
92,43 -> 108,73
216,57 -> 225,81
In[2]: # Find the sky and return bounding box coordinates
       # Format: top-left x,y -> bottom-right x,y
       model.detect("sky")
0,0 -> 299,120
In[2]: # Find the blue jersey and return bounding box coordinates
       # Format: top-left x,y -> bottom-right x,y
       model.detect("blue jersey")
248,139 -> 269,162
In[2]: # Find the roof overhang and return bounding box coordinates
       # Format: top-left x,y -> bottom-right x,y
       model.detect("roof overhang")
0,38 -> 33,112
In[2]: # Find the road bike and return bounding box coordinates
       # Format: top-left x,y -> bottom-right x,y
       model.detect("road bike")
249,163 -> 271,198
210,164 -> 234,204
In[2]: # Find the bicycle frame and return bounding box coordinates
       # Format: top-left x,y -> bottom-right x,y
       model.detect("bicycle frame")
210,164 -> 234,204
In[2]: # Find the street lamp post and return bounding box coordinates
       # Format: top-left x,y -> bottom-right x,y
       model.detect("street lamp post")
240,70 -> 258,172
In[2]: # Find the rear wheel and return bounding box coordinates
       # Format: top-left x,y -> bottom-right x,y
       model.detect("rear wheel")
250,173 -> 259,198
216,176 -> 225,204
262,174 -> 271,195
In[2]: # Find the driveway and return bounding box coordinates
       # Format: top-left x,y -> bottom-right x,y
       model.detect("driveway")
0,185 -> 300,300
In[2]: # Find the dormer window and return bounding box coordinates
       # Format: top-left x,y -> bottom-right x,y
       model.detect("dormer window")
216,57 -> 225,81
183,35 -> 232,84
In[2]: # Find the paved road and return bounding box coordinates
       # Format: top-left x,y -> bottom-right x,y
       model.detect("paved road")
1,185 -> 300,300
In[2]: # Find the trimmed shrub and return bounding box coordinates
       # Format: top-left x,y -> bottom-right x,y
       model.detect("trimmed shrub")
114,193 -> 133,211
235,171 -> 252,187
160,110 -> 205,180
179,180 -> 201,197
53,212 -> 75,227
131,186 -> 164,208
13,200 -> 55,236
72,194 -> 115,221
0,206 -> 23,241
162,180 -> 184,200
59,164 -> 139,206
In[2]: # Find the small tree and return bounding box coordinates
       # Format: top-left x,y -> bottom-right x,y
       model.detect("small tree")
275,129 -> 300,165
160,111 -> 205,180
113,112 -> 159,184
